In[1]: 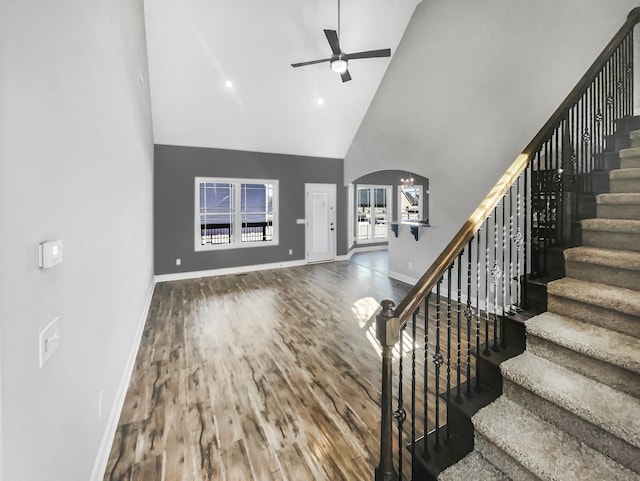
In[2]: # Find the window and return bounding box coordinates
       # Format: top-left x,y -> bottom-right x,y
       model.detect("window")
195,177 -> 278,250
357,185 -> 391,242
399,185 -> 423,223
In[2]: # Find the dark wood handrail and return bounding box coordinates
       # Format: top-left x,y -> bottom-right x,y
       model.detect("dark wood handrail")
393,7 -> 640,324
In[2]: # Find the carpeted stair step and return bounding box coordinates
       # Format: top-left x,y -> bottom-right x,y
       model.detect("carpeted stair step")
500,351 -> 640,473
581,218 -> 640,252
629,128 -> 640,148
547,277 -> 640,338
610,168 -> 640,193
438,451 -> 509,481
525,312 -> 640,398
564,246 -> 640,291
472,396 -> 638,481
606,132 -> 631,152
596,193 -> 640,220
619,146 -> 640,169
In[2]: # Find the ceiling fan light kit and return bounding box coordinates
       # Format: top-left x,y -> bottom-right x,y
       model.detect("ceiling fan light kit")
291,0 -> 391,82
330,58 -> 348,74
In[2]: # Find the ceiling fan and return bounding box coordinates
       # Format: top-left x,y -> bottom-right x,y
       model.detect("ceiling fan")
291,0 -> 391,82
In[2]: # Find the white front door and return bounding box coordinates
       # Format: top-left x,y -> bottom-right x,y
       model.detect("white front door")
305,183 -> 336,263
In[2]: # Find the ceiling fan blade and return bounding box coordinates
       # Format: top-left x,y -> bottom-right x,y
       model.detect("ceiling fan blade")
291,58 -> 332,68
346,48 -> 391,60
324,29 -> 341,55
341,70 -> 352,82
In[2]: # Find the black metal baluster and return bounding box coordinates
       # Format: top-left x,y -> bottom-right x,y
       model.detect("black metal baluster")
446,265 -> 453,444
508,185 -> 514,313
515,177 -> 522,308
492,206 -> 500,352
615,44 -> 621,122
433,279 -> 443,452
627,32 -> 632,115
411,308 -> 418,476
523,166 -> 529,309
475,230 -> 482,392
423,294 -> 430,460
465,241 -> 473,399
500,197 -> 507,349
456,253 -> 463,403
396,324 -> 405,480
544,139 -> 550,275
483,216 -> 491,356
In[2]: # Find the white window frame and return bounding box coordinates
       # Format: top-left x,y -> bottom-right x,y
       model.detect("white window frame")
398,184 -> 424,223
356,184 -> 392,244
194,177 -> 279,251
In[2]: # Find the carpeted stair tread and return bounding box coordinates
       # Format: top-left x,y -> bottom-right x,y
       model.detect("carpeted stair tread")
438,451 -> 509,481
610,168 -> 640,193
501,351 -> 640,450
610,168 -> 640,179
619,146 -> 640,159
564,246 -> 640,272
547,277 -> 640,317
526,312 -> 640,375
597,193 -> 640,204
472,396 -> 638,480
581,218 -> 640,233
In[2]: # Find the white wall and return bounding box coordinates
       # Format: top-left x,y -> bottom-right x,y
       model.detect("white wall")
0,1 -> 154,480
345,0 -> 640,277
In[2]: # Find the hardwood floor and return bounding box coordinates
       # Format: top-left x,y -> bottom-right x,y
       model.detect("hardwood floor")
104,258 -> 414,481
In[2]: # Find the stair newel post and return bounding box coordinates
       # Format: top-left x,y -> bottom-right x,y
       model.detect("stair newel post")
375,299 -> 400,481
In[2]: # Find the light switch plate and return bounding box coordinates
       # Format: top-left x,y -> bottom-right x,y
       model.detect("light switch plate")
39,316 -> 60,368
38,240 -> 63,268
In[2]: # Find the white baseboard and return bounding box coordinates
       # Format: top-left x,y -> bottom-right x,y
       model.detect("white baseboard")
336,244 -> 388,261
155,259 -> 307,283
388,270 -> 419,286
90,279 -> 155,481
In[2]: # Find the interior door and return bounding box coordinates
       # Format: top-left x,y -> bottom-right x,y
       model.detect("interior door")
305,183 -> 336,263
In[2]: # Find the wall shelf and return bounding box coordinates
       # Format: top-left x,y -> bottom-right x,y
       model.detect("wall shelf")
390,221 -> 429,241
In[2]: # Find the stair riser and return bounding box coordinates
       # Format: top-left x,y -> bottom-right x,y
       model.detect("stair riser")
502,380 -> 640,473
607,134 -> 631,151
474,434 -> 541,481
565,259 -> 640,292
610,178 -> 640,193
621,157 -> 640,169
527,334 -> 640,398
615,117 -> 640,133
582,229 -> 640,252
597,203 -> 640,220
547,295 -> 640,338
630,137 -> 640,148
596,151 -> 622,170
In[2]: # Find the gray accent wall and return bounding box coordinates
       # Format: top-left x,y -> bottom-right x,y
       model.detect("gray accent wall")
0,1 -> 154,480
154,145 -> 348,275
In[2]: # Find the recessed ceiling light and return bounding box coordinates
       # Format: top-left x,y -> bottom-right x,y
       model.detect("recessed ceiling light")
317,98 -> 325,105
225,80 -> 233,88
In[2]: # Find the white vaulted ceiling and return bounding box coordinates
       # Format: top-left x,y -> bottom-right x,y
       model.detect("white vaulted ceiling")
144,0 -> 420,158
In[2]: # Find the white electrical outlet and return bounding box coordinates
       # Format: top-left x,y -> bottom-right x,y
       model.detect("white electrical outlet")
288,249 -> 293,255
39,316 -> 60,368
176,258 -> 181,266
